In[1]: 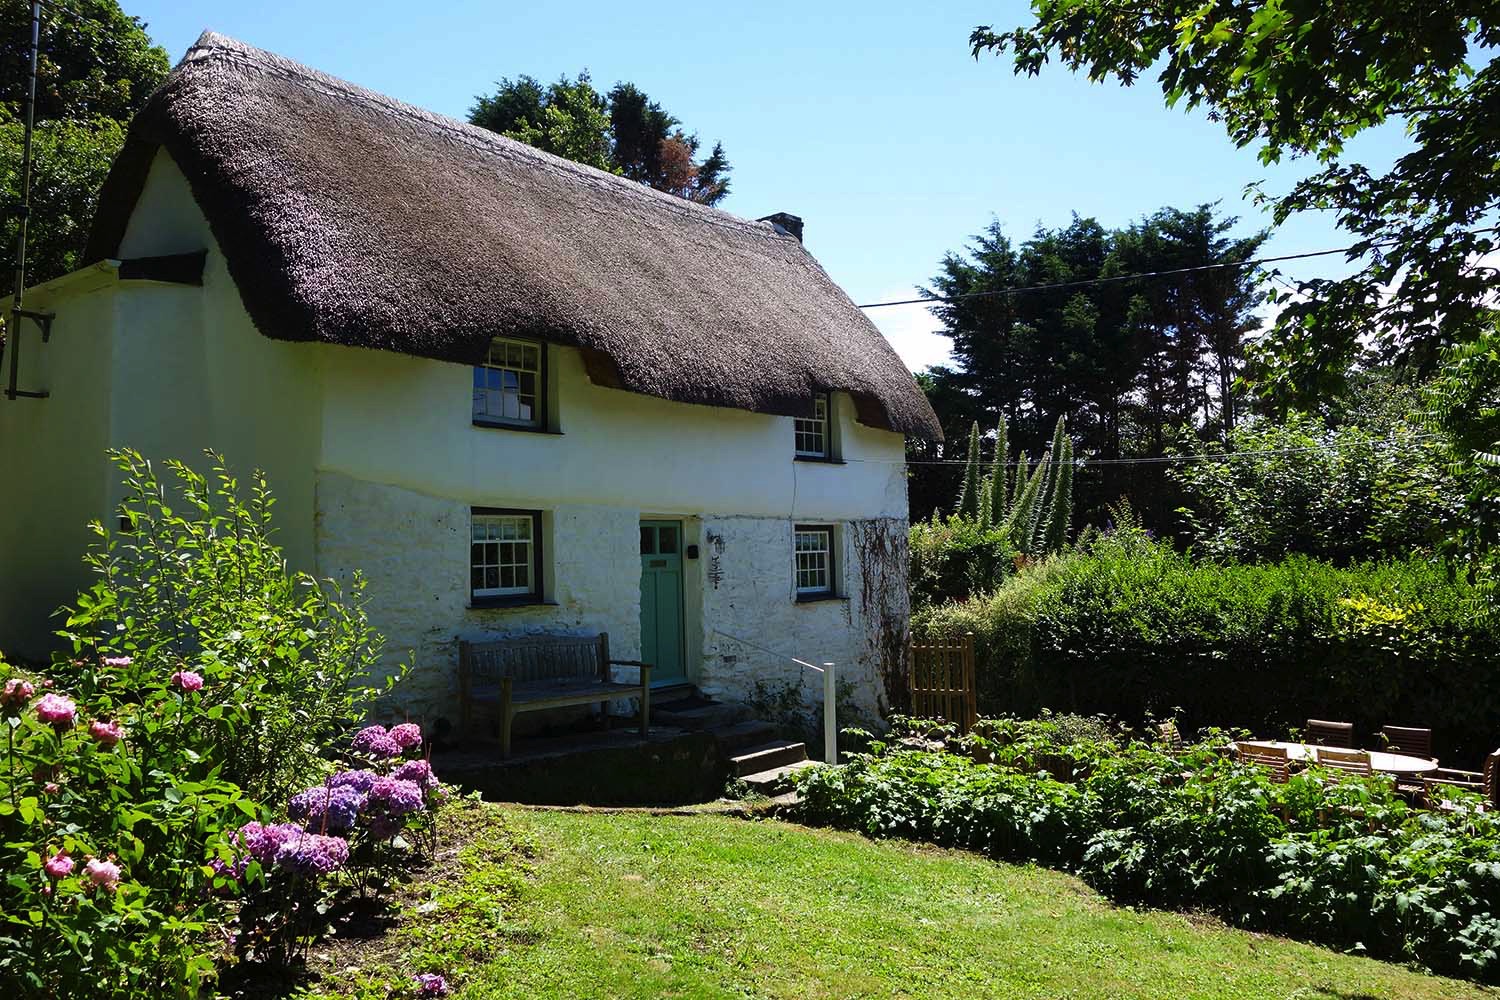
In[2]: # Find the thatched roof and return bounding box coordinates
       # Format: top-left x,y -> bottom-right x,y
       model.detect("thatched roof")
87,32 -> 941,440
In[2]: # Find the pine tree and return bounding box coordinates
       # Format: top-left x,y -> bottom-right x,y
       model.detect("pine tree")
956,422 -> 982,521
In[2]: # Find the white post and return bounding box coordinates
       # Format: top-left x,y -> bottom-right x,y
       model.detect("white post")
823,661 -> 837,765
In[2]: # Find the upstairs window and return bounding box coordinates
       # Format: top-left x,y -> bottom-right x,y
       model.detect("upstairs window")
471,509 -> 541,601
473,338 -> 543,429
794,524 -> 835,598
795,393 -> 830,459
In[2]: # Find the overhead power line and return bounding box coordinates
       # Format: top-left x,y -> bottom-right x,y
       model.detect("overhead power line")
856,227 -> 1500,310
846,433 -> 1444,468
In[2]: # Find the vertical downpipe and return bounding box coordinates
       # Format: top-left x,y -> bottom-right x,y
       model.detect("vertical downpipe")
823,661 -> 836,764
6,1 -> 41,401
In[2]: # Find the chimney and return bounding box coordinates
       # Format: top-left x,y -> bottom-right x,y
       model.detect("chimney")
758,212 -> 804,243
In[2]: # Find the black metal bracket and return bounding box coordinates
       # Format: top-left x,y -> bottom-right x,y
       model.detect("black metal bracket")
4,307 -> 55,400
16,308 -> 52,341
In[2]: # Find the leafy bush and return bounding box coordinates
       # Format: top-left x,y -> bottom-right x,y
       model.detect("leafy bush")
0,451 -> 427,997
0,656 -> 250,996
57,449 -> 402,804
797,724 -> 1500,981
915,527 -> 1497,763
909,516 -> 1016,609
1171,404 -> 1458,564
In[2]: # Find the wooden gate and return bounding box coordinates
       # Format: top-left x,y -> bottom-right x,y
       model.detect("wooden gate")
908,632 -> 977,732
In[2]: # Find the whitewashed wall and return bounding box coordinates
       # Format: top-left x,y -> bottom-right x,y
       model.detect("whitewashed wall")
0,151 -> 914,730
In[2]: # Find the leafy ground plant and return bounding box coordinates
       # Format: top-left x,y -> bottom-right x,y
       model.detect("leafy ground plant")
796,723 -> 1500,982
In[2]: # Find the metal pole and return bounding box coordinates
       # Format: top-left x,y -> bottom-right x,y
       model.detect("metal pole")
823,661 -> 836,765
7,0 -> 41,401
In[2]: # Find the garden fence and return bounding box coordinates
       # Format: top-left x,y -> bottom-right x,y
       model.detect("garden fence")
909,632 -> 977,733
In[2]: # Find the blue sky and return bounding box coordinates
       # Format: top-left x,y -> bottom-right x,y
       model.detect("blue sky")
125,0 -> 1411,370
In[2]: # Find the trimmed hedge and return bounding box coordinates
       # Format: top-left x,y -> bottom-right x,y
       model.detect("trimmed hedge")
913,530 -> 1497,764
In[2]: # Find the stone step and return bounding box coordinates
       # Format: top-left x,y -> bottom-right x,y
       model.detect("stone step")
740,758 -> 822,794
711,719 -> 779,754
654,697 -> 747,731
731,739 -> 808,777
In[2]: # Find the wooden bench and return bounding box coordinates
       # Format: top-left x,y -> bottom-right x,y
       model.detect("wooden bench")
458,632 -> 651,757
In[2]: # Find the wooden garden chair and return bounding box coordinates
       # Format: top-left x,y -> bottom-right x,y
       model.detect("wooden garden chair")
1421,749 -> 1500,812
1306,719 -> 1355,747
1234,742 -> 1290,784
1314,747 -> 1373,776
1381,725 -> 1436,796
1381,725 -> 1435,760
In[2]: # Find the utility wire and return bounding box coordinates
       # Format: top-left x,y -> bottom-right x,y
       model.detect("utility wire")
857,227 -> 1500,310
843,433 -> 1444,468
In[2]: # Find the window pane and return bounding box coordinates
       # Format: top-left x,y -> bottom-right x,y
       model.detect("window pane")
658,526 -> 678,554
640,526 -> 654,554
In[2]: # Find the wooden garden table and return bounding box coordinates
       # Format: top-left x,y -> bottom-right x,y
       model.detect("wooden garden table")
1241,740 -> 1439,777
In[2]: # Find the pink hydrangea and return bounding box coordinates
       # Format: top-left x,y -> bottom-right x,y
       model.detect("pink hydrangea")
351,724 -> 402,758
367,777 -> 426,816
170,670 -> 204,692
392,759 -> 439,791
390,722 -> 423,750
43,850 -> 73,879
34,693 -> 77,729
102,655 -> 133,668
274,832 -> 350,876
236,821 -> 305,865
89,719 -> 125,747
1,677 -> 35,710
413,973 -> 450,996
84,857 -> 122,892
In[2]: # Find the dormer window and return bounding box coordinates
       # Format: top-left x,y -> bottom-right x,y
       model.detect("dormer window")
795,393 -> 831,459
473,338 -> 544,429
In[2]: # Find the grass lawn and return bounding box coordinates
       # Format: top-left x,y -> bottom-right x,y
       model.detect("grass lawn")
299,800 -> 1495,1000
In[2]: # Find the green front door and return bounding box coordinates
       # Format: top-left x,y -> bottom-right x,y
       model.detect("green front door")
639,520 -> 686,686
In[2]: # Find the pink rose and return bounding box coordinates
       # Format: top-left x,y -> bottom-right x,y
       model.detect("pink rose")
84,857 -> 122,892
170,670 -> 204,693
43,850 -> 73,879
89,719 -> 125,747
42,782 -> 60,795
34,693 -> 77,729
102,655 -> 133,668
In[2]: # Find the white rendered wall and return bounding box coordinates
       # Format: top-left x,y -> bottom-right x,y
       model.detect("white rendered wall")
0,287 -> 115,658
2,152 -> 915,729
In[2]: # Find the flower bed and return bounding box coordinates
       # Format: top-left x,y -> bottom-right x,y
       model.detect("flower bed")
796,718 -> 1500,982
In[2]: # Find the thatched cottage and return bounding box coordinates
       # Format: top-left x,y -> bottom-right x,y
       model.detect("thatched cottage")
0,33 -> 940,735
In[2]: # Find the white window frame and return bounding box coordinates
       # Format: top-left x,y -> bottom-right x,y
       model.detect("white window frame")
473,337 -> 544,428
794,524 -> 836,598
795,393 -> 830,459
470,509 -> 540,601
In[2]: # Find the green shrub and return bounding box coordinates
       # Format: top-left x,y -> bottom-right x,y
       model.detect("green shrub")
797,726 -> 1500,981
0,451 -> 420,997
1171,405 -> 1458,564
908,516 -> 1016,609
57,449 -> 402,804
914,528 -> 1496,763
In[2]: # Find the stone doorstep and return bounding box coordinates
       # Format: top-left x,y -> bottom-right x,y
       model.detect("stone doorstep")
710,719 -> 780,754
739,758 -> 823,794
653,697 -> 750,731
731,739 -> 809,778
